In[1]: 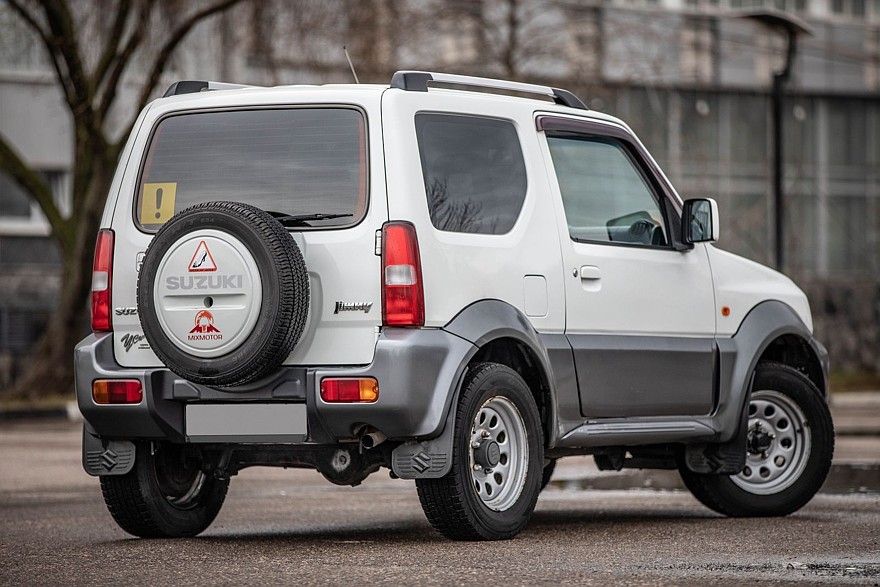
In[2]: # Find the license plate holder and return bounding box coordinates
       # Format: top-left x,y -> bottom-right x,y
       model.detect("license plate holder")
185,403 -> 307,443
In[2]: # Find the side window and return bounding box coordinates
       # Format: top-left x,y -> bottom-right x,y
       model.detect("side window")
416,114 -> 527,234
546,135 -> 669,247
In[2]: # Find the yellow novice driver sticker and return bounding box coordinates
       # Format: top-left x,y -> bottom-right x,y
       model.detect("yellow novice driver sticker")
141,182 -> 177,224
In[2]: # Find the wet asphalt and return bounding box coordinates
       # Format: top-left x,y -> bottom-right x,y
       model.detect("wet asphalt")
1,419 -> 878,586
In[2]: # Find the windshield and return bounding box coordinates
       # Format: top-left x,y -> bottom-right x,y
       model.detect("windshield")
135,107 -> 367,231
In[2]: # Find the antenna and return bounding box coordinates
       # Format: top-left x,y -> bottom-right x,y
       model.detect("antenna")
343,46 -> 360,84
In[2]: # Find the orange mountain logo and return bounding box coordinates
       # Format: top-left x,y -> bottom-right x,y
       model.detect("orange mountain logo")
188,310 -> 222,341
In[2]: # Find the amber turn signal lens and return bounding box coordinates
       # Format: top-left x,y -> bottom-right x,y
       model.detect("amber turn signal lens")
721,306 -> 731,316
93,380 -> 143,404
320,378 -> 379,403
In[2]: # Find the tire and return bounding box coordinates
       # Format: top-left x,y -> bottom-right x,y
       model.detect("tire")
540,459 -> 557,492
416,362 -> 544,541
100,442 -> 229,538
680,362 -> 834,517
138,201 -> 309,387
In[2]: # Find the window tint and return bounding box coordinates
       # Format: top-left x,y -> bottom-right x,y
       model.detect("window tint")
0,171 -> 31,218
1,170 -> 68,221
137,108 -> 367,230
416,114 -> 526,234
547,135 -> 668,247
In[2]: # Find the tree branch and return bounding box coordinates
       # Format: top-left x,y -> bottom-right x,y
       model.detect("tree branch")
6,0 -> 79,108
92,0 -> 134,88
97,0 -> 153,121
41,0 -> 94,116
133,0 -> 244,115
0,133 -> 73,254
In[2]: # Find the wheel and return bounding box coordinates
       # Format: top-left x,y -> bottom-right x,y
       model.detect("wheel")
100,442 -> 229,538
540,459 -> 557,491
679,362 -> 834,517
137,201 -> 309,387
416,362 -> 543,541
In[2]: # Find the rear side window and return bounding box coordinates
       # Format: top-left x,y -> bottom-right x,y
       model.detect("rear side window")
415,114 -> 526,235
136,108 -> 367,230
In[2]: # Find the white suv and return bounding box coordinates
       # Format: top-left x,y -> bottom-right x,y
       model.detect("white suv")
75,71 -> 834,541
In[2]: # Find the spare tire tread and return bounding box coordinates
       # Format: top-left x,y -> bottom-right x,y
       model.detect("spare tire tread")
137,201 -> 309,387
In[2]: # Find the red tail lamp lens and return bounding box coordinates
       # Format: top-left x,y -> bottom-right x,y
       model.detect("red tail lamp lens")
381,222 -> 424,327
93,380 -> 143,404
320,378 -> 379,403
90,229 -> 114,332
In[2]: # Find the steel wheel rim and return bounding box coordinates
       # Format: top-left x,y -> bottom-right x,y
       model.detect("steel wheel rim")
732,389 -> 812,495
153,447 -> 207,509
469,396 -> 529,512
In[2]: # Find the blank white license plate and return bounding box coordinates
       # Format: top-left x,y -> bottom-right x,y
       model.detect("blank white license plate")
185,403 -> 307,443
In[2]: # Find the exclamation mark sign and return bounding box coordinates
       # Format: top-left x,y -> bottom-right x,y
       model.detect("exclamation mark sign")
141,182 -> 177,225
155,188 -> 163,219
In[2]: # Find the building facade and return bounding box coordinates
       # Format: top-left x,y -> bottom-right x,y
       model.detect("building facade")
1,0 -> 878,385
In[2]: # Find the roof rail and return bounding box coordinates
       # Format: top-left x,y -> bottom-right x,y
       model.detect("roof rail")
163,80 -> 257,98
390,70 -> 587,110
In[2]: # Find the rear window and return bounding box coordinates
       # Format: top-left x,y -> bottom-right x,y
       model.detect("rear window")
135,108 -> 367,230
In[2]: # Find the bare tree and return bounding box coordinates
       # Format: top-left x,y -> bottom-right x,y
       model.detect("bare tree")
0,0 -> 244,399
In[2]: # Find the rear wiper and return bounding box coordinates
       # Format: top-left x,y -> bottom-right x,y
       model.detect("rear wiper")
267,212 -> 353,227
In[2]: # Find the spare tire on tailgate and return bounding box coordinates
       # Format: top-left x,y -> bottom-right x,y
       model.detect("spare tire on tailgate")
137,201 -> 309,387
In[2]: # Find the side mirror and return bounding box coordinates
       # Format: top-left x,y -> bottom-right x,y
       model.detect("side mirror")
682,198 -> 719,244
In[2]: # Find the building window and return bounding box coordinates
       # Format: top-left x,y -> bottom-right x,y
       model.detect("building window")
724,0 -> 807,12
831,0 -> 868,17
681,16 -> 716,84
0,170 -> 70,234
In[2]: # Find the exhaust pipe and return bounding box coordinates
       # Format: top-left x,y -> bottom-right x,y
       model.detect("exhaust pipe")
360,429 -> 387,449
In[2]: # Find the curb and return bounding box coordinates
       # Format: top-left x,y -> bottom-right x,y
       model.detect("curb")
550,463 -> 880,494
0,402 -> 81,422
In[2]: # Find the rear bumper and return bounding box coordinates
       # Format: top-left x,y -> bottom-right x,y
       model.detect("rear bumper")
75,329 -> 475,444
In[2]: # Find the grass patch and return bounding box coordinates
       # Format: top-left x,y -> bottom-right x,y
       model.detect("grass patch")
830,371 -> 880,393
0,393 -> 73,412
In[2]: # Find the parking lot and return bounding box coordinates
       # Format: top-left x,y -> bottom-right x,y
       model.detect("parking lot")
1,417 -> 878,586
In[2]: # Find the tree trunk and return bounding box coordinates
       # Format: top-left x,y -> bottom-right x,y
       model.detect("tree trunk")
5,165 -> 111,401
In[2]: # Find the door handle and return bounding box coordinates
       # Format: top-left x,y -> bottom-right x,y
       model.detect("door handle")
579,265 -> 601,280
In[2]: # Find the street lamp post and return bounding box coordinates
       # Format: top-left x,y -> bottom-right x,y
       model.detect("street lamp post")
739,10 -> 812,272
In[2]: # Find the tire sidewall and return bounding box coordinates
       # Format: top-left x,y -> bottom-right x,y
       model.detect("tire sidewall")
455,365 -> 544,536
684,364 -> 834,516
138,443 -> 227,537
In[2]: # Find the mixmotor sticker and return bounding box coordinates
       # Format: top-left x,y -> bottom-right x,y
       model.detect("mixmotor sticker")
188,310 -> 222,341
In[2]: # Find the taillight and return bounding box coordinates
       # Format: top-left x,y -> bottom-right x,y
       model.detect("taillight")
381,222 -> 424,327
92,380 -> 142,404
320,378 -> 379,403
91,229 -> 114,332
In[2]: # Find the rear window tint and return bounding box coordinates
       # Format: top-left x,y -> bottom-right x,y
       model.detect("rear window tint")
136,108 -> 367,230
416,114 -> 526,234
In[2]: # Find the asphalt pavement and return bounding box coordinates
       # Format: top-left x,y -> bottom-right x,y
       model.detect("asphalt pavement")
3,390 -> 877,494
0,417 -> 878,585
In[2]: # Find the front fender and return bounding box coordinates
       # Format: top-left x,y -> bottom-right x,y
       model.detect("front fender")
714,300 -> 823,442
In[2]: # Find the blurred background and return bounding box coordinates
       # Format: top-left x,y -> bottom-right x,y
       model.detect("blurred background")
0,0 -> 877,403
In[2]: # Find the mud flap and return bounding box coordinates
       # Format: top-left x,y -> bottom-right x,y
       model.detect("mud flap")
82,427 -> 136,476
683,400 -> 749,475
392,402 -> 456,479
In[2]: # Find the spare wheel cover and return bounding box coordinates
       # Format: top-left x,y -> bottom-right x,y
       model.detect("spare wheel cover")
137,201 -> 309,387
153,229 -> 262,358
